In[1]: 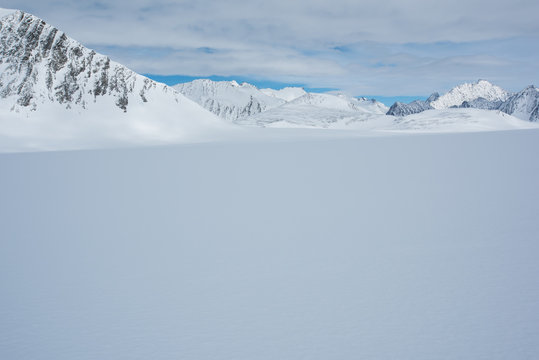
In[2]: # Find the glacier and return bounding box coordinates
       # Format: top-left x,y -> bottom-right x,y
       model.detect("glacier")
2,130 -> 539,359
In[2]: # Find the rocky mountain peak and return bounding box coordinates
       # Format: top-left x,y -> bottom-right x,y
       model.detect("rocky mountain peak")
430,80 -> 509,109
0,9 -> 180,113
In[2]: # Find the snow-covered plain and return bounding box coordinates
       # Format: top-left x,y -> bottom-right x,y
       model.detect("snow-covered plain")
1,107 -> 537,152
2,129 -> 539,359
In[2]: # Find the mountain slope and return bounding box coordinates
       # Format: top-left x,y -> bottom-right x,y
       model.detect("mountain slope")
386,93 -> 439,116
499,86 -> 539,122
174,79 -> 286,122
239,92 -> 391,128
0,9 -> 230,151
458,97 -> 503,110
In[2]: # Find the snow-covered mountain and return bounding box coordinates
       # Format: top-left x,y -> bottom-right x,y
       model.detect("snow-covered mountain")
0,8 -> 229,151
174,80 -> 535,131
260,87 -> 307,102
386,93 -> 439,116
430,80 -> 510,109
174,80 -> 391,128
499,86 -> 539,122
387,80 -> 510,117
385,80 -> 539,122
238,92 -> 390,128
174,79 -> 286,122
0,7 -> 537,151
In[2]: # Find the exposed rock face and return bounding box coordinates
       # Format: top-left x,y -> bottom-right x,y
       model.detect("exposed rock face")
457,98 -> 503,110
499,86 -> 539,122
386,93 -> 438,117
174,79 -> 286,122
202,95 -> 265,120
0,10 -> 176,113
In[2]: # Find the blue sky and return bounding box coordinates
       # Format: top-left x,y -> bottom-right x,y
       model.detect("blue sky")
143,75 -> 336,94
141,74 -> 423,105
4,0 -> 539,98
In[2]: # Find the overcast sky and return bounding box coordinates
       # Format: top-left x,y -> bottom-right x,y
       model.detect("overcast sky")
5,0 -> 539,95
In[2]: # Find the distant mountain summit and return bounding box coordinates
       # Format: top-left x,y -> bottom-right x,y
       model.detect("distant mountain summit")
174,79 -> 286,121
388,80 -> 509,117
386,93 -> 439,116
430,80 -> 509,109
387,80 -> 538,122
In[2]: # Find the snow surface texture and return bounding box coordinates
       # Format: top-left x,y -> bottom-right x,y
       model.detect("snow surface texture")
174,79 -> 286,121
389,108 -> 532,133
0,10 -> 232,150
2,130 -> 539,359
2,106 -> 537,152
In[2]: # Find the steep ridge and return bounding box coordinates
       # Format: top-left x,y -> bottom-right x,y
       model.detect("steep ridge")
386,93 -> 439,116
0,9 -> 230,151
499,86 -> 539,122
174,79 -> 285,121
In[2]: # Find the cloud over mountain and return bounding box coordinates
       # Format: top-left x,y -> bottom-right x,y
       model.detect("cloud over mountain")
3,0 -> 539,96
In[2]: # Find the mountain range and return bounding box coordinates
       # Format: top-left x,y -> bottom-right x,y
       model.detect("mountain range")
387,80 -> 539,122
174,79 -> 389,127
0,7 -> 538,151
